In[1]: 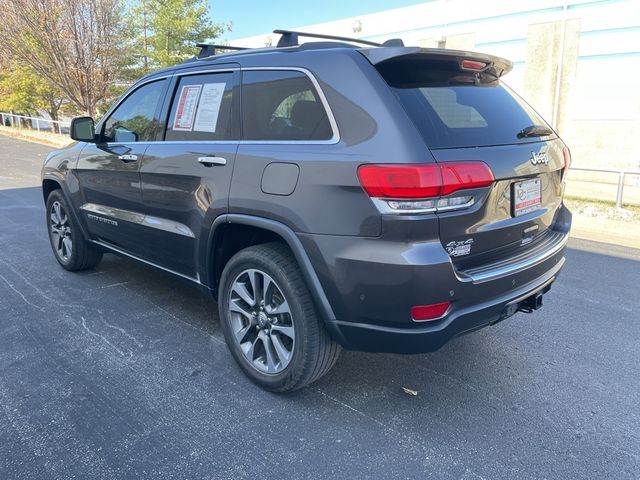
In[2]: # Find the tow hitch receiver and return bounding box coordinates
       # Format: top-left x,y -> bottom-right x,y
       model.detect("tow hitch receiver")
518,291 -> 544,313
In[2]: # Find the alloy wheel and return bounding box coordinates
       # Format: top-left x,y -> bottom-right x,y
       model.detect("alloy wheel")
228,268 -> 295,374
50,201 -> 73,261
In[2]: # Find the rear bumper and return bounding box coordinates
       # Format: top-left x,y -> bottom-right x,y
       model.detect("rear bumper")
325,257 -> 562,353
298,205 -> 571,354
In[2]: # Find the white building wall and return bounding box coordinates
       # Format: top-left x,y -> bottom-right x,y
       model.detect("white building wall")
232,0 -> 640,169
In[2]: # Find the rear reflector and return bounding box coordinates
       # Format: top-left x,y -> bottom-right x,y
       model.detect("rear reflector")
411,302 -> 450,321
358,162 -> 493,199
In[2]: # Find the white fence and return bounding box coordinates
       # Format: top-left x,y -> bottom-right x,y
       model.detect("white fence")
567,167 -> 640,208
0,112 -> 70,134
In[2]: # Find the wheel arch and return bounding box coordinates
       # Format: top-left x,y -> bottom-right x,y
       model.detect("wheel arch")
206,214 -> 337,325
42,175 -> 90,240
42,178 -> 62,203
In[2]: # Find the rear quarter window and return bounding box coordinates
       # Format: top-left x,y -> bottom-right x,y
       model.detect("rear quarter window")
242,70 -> 333,141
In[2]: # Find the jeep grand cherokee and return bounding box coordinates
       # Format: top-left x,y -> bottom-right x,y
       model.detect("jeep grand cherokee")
42,30 -> 572,391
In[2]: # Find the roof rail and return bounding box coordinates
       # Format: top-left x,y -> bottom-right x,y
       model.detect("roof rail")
273,29 -> 404,48
196,43 -> 248,59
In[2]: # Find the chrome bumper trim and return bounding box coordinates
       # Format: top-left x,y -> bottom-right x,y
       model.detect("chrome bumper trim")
457,231 -> 569,284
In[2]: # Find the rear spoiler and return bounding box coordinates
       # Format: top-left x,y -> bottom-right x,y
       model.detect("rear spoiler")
358,47 -> 513,78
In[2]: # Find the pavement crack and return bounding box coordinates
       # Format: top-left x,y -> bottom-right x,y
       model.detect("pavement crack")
7,318 -> 145,440
80,316 -> 131,359
98,311 -> 144,348
0,272 -> 45,312
315,388 -> 493,478
120,283 -> 226,346
316,389 -> 388,430
99,281 -> 130,289
0,257 -> 83,309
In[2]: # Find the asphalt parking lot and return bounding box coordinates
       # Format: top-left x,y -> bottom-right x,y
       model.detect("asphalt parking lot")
0,134 -> 638,479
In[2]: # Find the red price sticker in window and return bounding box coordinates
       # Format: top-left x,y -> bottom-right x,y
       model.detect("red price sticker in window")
173,85 -> 202,131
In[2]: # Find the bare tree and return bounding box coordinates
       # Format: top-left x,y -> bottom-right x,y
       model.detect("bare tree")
0,0 -> 127,116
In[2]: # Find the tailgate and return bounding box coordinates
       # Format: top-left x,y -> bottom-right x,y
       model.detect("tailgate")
431,140 -> 565,269
370,47 -> 569,268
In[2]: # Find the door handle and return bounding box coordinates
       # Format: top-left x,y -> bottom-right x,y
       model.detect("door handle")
198,156 -> 227,167
118,154 -> 138,162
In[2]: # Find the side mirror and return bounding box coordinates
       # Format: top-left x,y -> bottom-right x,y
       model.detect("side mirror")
70,116 -> 96,142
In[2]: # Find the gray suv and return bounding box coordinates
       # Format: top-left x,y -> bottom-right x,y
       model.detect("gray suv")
41,30 -> 572,391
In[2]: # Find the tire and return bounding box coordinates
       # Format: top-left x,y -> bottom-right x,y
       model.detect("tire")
218,243 -> 341,392
46,189 -> 102,271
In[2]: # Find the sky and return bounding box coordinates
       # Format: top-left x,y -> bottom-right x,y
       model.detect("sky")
210,0 -> 427,40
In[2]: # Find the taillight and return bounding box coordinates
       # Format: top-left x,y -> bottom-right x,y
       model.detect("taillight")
562,146 -> 571,171
440,162 -> 494,196
357,162 -> 493,213
411,301 -> 450,321
357,164 -> 441,199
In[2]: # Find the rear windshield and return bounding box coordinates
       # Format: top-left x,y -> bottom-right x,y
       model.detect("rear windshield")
378,58 -> 555,149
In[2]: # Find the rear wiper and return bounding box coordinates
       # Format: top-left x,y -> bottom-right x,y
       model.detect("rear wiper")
517,125 -> 554,139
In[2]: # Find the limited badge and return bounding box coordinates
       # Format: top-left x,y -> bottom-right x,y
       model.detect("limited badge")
446,239 -> 473,257
87,213 -> 118,227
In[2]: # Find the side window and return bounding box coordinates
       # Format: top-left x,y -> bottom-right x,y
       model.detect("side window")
165,72 -> 237,141
102,80 -> 165,143
242,70 -> 333,141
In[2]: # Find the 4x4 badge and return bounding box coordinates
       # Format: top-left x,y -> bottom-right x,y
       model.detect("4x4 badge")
446,239 -> 473,257
530,151 -> 549,166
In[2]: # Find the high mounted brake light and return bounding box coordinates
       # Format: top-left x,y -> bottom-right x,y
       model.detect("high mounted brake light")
357,162 -> 494,199
460,59 -> 487,70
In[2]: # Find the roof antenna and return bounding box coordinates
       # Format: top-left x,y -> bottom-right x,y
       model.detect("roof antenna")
381,38 -> 404,47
